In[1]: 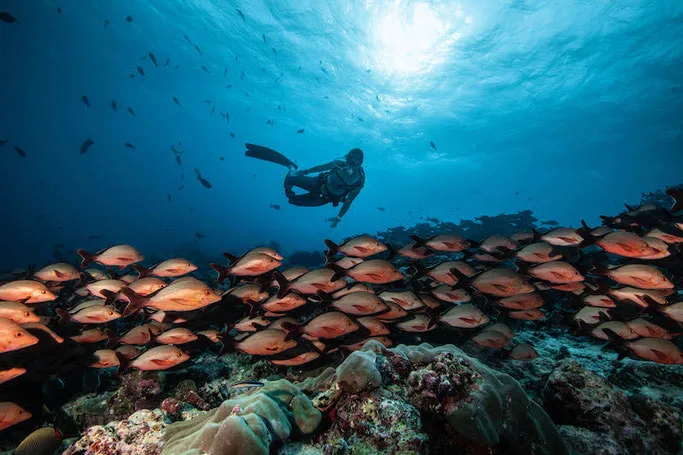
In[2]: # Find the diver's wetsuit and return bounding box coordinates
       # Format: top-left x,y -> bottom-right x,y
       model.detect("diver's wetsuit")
285,160 -> 364,207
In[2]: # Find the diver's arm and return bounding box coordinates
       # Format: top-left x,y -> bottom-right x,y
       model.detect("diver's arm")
330,186 -> 362,227
302,161 -> 337,175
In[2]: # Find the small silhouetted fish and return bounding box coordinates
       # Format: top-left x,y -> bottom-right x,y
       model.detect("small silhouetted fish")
14,146 -> 26,157
175,155 -> 182,165
164,58 -> 169,67
195,232 -> 205,239
223,68 -> 228,77
194,44 -> 202,55
229,132 -> 235,138
104,19 -> 109,27
0,12 -> 19,24
377,207 -> 386,212
172,96 -> 181,107
226,84 -> 233,89
201,65 -> 209,73
56,7 -> 62,14
194,168 -> 212,189
270,204 -> 281,210
124,142 -> 136,150
125,15 -> 133,22
515,191 -> 519,196
236,9 -> 246,21
240,70 -> 245,81
137,65 -> 145,76
297,129 -> 304,134
272,48 -> 277,55
262,34 -> 267,43
80,138 -> 94,155
211,107 -> 215,113
427,217 -> 439,223
183,34 -> 192,43
429,141 -> 437,150
81,95 -> 90,107
128,107 -> 136,117
129,73 -> 135,78
111,100 -> 117,111
357,116 -> 363,122
167,193 -> 171,202
219,157 -> 224,161
226,113 -> 230,123
204,100 -> 212,104
148,52 -> 158,67
0,139 -> 7,147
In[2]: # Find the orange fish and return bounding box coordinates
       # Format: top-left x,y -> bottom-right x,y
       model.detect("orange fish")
0,280 -> 56,303
324,235 -> 387,258
331,292 -> 388,316
329,259 -> 403,284
33,263 -> 80,282
0,302 -> 40,324
0,318 -> 39,353
439,305 -> 489,328
0,402 -> 31,431
410,233 -> 470,252
77,245 -> 144,269
133,258 -> 197,278
121,277 -> 221,315
156,328 -> 198,345
472,329 -> 510,349
0,367 -> 26,385
509,343 -> 538,361
128,345 -> 190,370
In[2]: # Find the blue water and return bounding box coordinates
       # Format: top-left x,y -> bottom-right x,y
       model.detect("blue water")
1,0 -> 682,270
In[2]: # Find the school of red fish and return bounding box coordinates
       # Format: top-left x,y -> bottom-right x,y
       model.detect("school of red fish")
0,189 -> 682,431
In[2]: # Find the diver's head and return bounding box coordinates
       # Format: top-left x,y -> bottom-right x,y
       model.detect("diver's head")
346,148 -> 364,167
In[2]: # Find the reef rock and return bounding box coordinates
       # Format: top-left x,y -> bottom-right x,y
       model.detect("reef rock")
305,341 -> 569,454
162,379 -> 321,455
542,359 -> 682,455
63,408 -> 166,455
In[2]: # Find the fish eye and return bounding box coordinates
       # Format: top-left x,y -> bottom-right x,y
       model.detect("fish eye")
176,352 -> 182,357
205,290 -> 212,295
25,312 -> 31,317
108,311 -> 114,315
15,332 -> 23,337
42,290 -> 47,294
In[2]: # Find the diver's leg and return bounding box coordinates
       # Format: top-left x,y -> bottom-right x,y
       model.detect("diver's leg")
284,173 -> 320,198
288,193 -> 328,207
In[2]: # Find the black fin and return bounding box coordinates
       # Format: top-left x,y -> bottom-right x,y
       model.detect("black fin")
223,252 -> 239,263
667,187 -> 683,213
114,352 -> 130,374
244,143 -> 298,169
324,239 -> 339,257
272,271 -> 290,299
100,289 -> 118,306
325,263 -> 347,282
409,235 -> 427,249
104,329 -> 120,348
210,263 -> 231,284
280,322 -> 301,341
121,288 -> 149,317
55,308 -> 71,324
76,249 -> 96,269
132,264 -> 150,278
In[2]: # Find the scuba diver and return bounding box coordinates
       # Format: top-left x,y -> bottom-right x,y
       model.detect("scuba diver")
245,143 -> 365,228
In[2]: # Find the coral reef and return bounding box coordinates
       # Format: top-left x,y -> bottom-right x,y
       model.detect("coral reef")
304,341 -> 569,454
63,409 -> 166,455
162,379 -> 321,455
543,359 -> 682,455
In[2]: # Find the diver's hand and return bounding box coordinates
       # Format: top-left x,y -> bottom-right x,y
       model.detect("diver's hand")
289,169 -> 304,176
327,217 -> 341,228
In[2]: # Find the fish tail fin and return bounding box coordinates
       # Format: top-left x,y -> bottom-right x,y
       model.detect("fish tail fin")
448,267 -> 472,287
272,271 -> 291,299
121,288 -> 148,317
76,272 -> 90,288
100,289 -> 118,306
315,290 -> 333,306
580,219 -> 592,230
409,235 -> 427,249
409,261 -> 428,279
325,264 -> 347,282
426,307 -> 441,329
210,263 -> 231,284
465,238 -> 481,250
513,260 -> 531,275
666,187 -> 683,213
106,267 -> 120,280
222,252 -> 239,264
77,249 -> 96,269
385,244 -> 398,261
114,352 -> 130,374
55,308 -> 71,324
601,328 -> 629,360
324,239 -> 339,257
104,329 -> 119,348
132,264 -> 150,278
217,335 -> 236,357
280,322 -> 301,341
246,303 -> 263,319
